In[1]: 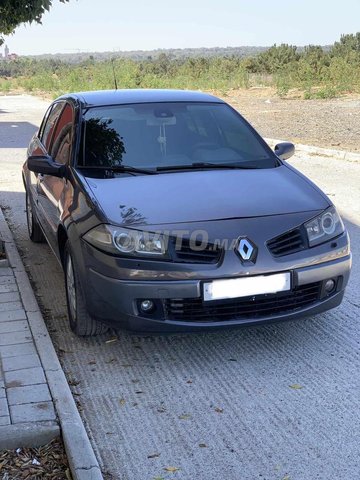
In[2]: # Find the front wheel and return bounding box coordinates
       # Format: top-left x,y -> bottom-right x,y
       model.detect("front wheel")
64,241 -> 108,336
26,191 -> 45,243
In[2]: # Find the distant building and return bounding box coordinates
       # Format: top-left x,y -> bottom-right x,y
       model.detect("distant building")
2,46 -> 19,61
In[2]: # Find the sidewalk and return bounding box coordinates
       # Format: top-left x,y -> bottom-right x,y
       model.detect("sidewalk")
0,262 -> 59,446
0,209 -> 103,480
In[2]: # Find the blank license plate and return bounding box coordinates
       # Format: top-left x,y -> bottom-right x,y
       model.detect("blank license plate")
203,272 -> 291,302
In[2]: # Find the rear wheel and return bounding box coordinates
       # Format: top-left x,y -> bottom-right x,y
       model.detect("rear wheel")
26,191 -> 45,243
64,241 -> 108,336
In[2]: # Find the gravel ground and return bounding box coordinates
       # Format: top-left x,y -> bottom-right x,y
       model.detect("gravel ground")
0,95 -> 359,480
222,88 -> 360,152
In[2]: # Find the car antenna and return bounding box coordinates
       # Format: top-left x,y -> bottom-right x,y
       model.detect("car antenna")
111,58 -> 118,90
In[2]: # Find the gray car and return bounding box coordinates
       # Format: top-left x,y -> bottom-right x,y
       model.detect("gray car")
22,89 -> 351,336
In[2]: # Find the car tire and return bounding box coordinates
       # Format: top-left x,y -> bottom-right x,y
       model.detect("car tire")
64,241 -> 108,336
26,191 -> 45,243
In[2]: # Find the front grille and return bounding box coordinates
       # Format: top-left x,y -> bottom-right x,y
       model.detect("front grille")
170,237 -> 222,264
267,228 -> 306,257
164,282 -> 321,322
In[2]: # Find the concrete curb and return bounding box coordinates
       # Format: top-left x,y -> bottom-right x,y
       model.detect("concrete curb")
0,422 -> 59,451
0,209 -> 103,480
264,137 -> 360,163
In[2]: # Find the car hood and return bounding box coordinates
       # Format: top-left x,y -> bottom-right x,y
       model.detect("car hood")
84,165 -> 329,226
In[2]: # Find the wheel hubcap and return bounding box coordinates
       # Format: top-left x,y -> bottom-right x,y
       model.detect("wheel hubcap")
66,255 -> 76,319
26,195 -> 33,233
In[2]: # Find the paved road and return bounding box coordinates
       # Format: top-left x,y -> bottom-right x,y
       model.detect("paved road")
1,95 -> 359,480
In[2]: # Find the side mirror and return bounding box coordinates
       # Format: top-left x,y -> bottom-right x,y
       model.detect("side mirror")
27,155 -> 66,178
274,142 -> 295,161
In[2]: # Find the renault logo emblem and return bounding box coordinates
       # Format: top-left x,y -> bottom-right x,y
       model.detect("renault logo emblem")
236,237 -> 257,263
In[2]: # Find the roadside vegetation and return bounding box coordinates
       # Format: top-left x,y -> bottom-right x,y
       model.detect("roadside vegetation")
0,33 -> 359,99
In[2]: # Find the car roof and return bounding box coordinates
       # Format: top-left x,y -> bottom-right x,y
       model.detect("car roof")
58,89 -> 224,107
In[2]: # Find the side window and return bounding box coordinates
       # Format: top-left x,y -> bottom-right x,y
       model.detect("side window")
41,102 -> 64,151
50,103 -> 74,165
38,105 -> 53,141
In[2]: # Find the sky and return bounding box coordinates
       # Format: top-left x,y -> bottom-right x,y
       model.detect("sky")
2,0 -> 360,56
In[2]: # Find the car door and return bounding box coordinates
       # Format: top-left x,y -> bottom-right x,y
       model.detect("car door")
36,102 -> 75,254
28,104 -> 54,209
29,102 -> 64,236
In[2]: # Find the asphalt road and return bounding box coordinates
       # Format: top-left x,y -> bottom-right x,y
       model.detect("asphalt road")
1,95 -> 359,480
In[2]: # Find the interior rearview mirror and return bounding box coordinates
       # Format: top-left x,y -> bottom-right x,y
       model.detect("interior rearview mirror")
274,142 -> 295,161
27,155 -> 66,178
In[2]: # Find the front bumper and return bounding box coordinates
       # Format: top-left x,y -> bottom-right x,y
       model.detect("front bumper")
84,254 -> 351,333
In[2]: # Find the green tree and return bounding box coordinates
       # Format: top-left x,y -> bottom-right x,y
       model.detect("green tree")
246,44 -> 299,74
331,33 -> 360,56
296,45 -> 329,83
0,0 -> 69,45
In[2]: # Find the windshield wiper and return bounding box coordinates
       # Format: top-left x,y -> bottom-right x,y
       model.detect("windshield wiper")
156,162 -> 260,171
77,165 -> 157,175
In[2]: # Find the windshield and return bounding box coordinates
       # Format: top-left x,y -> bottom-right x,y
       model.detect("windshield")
80,102 -> 277,170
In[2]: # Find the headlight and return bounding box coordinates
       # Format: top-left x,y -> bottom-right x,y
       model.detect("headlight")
304,207 -> 344,247
83,224 -> 168,258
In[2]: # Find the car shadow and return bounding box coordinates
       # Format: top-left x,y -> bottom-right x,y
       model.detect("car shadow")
0,121 -> 38,148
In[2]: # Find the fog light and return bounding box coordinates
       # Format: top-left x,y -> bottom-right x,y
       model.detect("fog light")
140,300 -> 155,313
324,279 -> 336,293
